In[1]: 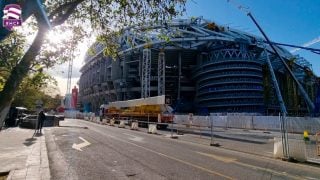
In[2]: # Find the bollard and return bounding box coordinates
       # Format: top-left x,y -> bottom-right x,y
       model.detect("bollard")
170,116 -> 178,139
210,116 -> 220,147
110,118 -> 115,126
118,120 -> 125,128
130,121 -> 139,130
148,124 -> 157,134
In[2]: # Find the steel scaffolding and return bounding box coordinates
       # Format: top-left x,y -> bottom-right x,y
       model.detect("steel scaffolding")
158,51 -> 165,96
141,48 -> 151,98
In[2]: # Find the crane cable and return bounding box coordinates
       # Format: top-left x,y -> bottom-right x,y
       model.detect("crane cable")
227,0 -> 320,55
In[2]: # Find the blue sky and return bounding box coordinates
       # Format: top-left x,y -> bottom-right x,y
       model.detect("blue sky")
184,0 -> 320,75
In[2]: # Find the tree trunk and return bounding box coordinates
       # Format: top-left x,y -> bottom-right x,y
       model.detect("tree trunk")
0,28 -> 47,129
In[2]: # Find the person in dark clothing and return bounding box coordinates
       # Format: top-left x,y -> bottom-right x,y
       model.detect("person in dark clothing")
37,111 -> 46,133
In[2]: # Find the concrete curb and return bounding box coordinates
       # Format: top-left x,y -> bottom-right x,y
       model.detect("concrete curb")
7,132 -> 51,180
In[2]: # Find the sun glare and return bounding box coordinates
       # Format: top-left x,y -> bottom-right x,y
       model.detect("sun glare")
46,30 -> 72,45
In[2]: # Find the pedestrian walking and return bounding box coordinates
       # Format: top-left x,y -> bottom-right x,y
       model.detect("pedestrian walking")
37,111 -> 46,134
99,108 -> 104,122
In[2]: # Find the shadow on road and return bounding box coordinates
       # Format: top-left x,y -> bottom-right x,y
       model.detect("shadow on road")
167,129 -> 268,144
59,125 -> 89,129
22,132 -> 42,146
23,137 -> 36,146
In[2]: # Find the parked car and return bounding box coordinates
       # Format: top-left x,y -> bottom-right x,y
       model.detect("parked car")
5,107 -> 28,127
55,114 -> 65,121
19,114 -> 60,129
19,115 -> 37,129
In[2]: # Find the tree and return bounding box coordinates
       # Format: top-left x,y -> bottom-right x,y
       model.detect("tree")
0,32 -> 25,91
11,72 -> 58,110
0,0 -> 186,127
0,31 -> 58,112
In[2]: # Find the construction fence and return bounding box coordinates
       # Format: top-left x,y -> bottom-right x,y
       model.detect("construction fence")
173,114 -> 320,134
173,114 -> 320,163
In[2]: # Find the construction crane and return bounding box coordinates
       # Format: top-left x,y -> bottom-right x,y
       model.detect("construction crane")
64,52 -> 74,110
66,57 -> 74,96
64,57 -> 73,109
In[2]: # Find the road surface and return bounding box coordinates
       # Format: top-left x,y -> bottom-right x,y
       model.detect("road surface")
45,119 -> 320,180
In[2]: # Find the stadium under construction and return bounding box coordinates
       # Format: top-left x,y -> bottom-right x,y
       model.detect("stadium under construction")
79,17 -> 320,116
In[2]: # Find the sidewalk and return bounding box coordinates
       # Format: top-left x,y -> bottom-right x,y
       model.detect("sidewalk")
0,127 -> 50,180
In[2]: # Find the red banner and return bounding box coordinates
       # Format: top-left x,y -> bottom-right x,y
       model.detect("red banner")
71,86 -> 78,109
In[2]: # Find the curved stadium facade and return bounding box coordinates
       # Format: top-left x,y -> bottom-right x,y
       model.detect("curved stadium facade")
79,17 -> 319,115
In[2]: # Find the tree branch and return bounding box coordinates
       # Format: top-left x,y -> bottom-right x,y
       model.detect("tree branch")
49,0 -> 86,27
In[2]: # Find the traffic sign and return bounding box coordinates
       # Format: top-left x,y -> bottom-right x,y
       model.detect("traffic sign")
35,99 -> 43,109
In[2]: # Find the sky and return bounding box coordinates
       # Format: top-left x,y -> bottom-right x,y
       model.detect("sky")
52,0 -> 320,95
184,0 -> 320,72
47,39 -> 94,95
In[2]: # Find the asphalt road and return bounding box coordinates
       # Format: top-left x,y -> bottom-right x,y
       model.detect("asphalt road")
45,119 -> 320,180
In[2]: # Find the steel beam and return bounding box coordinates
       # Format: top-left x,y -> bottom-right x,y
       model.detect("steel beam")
247,12 -> 315,113
265,50 -> 287,114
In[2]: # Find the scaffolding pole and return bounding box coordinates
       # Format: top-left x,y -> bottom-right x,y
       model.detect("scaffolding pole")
265,50 -> 289,159
158,51 -> 165,95
141,48 -> 151,98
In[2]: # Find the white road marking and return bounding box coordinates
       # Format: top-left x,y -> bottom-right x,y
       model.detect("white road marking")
93,130 -> 233,179
196,151 -> 236,163
306,177 -> 319,180
123,133 -> 144,142
164,134 -> 183,138
72,137 -> 91,151
263,151 -> 273,155
197,151 -> 304,180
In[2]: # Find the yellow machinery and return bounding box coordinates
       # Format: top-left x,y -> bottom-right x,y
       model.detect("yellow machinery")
103,96 -> 173,128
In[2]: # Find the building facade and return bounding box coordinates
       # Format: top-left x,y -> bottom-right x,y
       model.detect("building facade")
79,17 -> 318,115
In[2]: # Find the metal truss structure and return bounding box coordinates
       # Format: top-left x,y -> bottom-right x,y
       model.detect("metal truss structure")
141,49 -> 151,98
80,17 -> 318,115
